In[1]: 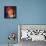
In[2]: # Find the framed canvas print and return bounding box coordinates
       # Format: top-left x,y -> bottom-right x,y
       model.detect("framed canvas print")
4,6 -> 16,19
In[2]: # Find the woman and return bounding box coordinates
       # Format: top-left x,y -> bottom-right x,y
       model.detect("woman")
4,6 -> 16,18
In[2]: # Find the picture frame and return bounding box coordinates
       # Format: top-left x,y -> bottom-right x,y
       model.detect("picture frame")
4,6 -> 16,19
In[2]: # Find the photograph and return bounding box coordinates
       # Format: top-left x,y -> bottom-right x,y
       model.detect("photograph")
4,6 -> 16,19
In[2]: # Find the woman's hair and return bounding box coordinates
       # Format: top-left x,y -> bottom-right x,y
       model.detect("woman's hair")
6,6 -> 16,15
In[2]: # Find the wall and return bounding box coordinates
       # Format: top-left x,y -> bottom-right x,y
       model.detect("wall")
0,0 -> 46,44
